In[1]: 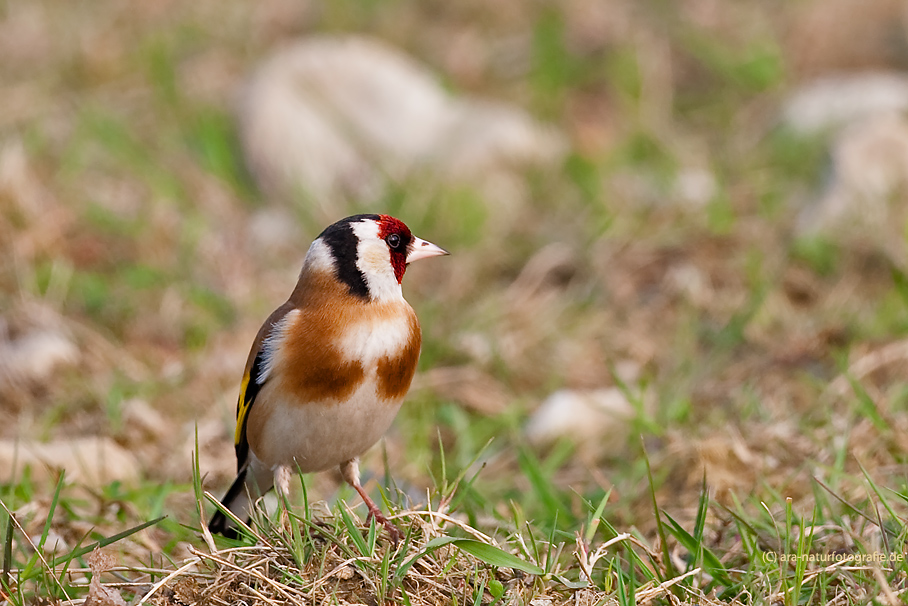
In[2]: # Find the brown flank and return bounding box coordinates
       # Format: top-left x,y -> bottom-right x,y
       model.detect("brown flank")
377,316 -> 421,400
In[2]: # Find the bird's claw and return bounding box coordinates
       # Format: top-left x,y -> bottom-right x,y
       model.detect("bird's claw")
366,507 -> 401,545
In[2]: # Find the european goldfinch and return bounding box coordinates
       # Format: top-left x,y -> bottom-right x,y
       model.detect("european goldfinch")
209,214 -> 448,539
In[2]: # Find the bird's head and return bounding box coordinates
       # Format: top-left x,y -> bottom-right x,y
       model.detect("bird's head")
308,214 -> 448,301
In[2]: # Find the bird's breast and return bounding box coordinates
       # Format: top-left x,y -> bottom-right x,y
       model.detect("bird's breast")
244,300 -> 421,470
338,307 -> 421,400
264,302 -> 420,404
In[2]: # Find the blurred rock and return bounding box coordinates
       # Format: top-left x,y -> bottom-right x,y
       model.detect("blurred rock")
525,388 -> 637,456
239,35 -> 566,217
796,112 -> 908,266
0,327 -> 79,383
0,437 -> 141,488
782,73 -> 908,135
783,73 -> 908,267
672,167 -> 717,207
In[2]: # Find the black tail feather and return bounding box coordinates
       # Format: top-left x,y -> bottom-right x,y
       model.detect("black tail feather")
208,467 -> 248,538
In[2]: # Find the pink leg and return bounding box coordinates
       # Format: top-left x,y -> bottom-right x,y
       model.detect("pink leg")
340,459 -> 400,544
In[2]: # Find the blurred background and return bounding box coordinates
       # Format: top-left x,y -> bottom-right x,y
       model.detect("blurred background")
2,0 -> 908,544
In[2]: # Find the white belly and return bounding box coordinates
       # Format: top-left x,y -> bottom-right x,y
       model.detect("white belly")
250,376 -> 405,472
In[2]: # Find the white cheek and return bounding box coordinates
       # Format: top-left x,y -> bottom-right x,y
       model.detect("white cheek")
349,219 -> 403,301
356,244 -> 403,301
358,246 -> 393,276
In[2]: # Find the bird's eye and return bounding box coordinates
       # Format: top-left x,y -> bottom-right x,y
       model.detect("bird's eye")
386,233 -> 402,249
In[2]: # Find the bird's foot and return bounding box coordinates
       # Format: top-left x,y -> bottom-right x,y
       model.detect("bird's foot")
366,506 -> 401,545
342,460 -> 401,545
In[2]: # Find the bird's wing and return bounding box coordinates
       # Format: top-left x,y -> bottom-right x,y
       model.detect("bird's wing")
234,301 -> 294,472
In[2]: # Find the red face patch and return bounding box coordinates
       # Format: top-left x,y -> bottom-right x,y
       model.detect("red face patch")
377,215 -> 413,284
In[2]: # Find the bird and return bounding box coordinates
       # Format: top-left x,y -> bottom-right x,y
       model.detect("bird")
208,214 -> 448,540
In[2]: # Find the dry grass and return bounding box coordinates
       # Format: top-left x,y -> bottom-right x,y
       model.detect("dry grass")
9,488 -> 906,605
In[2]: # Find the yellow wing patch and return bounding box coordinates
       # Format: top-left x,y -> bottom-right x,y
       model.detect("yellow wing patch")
234,370 -> 252,446
234,346 -> 268,462
231,301 -> 295,470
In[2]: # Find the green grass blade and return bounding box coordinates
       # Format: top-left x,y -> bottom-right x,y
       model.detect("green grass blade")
616,548 -> 633,606
516,446 -> 571,522
813,477 -> 876,526
291,511 -> 360,563
597,516 -> 657,582
714,500 -> 760,540
2,510 -> 12,597
396,536 -> 544,581
642,439 -> 676,583
366,515 -> 378,555
191,425 -> 204,520
662,512 -> 732,586
846,376 -> 888,431
450,539 -> 544,575
379,542 -> 393,603
337,504 -> 370,557
791,505 -> 817,606
49,516 -> 165,567
858,462 -> 900,527
545,511 -> 560,575
437,429 -> 448,496
555,574 -> 588,589
584,490 -> 611,545
36,474 -> 66,556
693,471 -> 709,545
445,439 -> 495,513
471,572 -> 486,606
395,536 -> 461,581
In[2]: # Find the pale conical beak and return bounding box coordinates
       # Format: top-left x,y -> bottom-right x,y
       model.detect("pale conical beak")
407,237 -> 449,263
